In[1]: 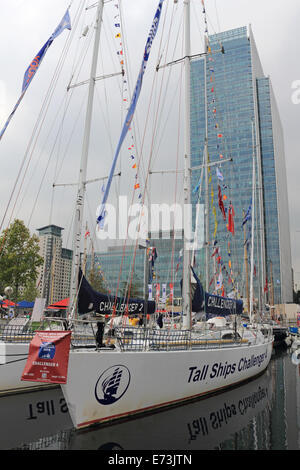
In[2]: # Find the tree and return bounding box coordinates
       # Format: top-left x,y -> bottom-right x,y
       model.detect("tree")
88,266 -> 108,294
21,280 -> 40,302
0,219 -> 44,302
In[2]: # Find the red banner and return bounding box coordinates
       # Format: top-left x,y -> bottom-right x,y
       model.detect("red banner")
155,283 -> 160,302
21,330 -> 71,384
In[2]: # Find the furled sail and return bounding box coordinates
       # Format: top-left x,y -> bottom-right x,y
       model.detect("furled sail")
181,267 -> 243,317
190,267 -> 205,312
180,267 -> 205,313
205,292 -> 243,319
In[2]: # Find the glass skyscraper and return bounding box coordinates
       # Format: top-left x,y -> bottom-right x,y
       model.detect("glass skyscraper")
190,26 -> 292,307
87,230 -> 184,301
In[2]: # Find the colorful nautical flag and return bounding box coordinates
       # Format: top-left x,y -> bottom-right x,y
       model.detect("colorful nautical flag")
162,284 -> 167,302
228,202 -> 235,235
22,9 -> 71,93
169,283 -> 174,302
97,0 -> 165,227
216,167 -> 223,181
148,284 -> 153,300
155,283 -> 160,302
218,185 -> 226,221
193,176 -> 202,194
242,204 -> 252,226
216,271 -> 223,290
213,206 -> 218,239
175,249 -> 183,275
0,9 -> 71,141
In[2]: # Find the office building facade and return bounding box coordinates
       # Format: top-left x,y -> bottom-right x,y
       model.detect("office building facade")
86,230 -> 184,302
190,26 -> 292,305
36,225 -> 72,304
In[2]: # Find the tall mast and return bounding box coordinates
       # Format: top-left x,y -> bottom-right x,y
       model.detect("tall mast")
204,50 -> 209,291
68,0 -> 104,319
249,121 -> 256,323
182,0 -> 191,329
249,26 -> 266,315
243,209 -> 250,314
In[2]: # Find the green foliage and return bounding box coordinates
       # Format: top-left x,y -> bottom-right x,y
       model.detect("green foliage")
0,219 -> 44,302
20,280 -> 40,302
88,267 -> 107,294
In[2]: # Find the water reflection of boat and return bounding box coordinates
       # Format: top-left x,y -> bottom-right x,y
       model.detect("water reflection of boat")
1,367 -> 271,450
68,369 -> 272,450
0,387 -> 73,450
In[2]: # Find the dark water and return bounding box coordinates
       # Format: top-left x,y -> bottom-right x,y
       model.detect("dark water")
1,347 -> 299,451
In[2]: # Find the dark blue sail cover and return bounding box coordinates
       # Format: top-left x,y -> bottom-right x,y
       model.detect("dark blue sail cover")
191,267 -> 204,312
180,267 -> 205,312
205,292 -> 243,319
78,269 -> 156,315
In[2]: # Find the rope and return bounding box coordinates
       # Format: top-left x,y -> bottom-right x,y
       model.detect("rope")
0,0 -> 86,248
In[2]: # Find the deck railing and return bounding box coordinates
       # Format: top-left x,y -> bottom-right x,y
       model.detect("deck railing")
0,318 -> 97,347
0,318 -> 273,351
114,326 -> 266,352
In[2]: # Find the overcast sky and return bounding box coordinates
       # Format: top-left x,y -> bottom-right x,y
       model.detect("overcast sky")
0,0 -> 299,287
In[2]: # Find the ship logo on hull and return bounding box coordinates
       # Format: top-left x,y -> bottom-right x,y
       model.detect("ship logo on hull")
95,365 -> 131,405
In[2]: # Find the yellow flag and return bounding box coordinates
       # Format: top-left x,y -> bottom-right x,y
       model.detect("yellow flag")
211,186 -> 214,205
213,207 -> 218,239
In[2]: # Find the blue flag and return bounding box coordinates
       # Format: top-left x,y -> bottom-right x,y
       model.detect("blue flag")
242,203 -> 252,226
22,39 -> 52,93
97,0 -> 165,227
0,9 -> 71,141
216,167 -> 224,181
22,9 -> 71,92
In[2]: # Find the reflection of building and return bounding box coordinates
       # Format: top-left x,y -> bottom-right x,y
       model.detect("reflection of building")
86,231 -> 185,300
36,225 -> 72,304
190,26 -> 292,304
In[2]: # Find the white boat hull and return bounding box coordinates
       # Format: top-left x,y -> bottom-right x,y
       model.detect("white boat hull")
61,339 -> 273,429
0,342 -> 53,395
68,368 -> 272,450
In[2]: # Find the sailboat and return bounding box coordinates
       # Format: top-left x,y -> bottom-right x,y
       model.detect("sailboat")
50,0 -> 273,430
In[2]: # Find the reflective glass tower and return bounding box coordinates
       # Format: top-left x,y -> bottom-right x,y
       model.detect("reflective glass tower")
190,26 -> 292,307
87,230 -> 184,301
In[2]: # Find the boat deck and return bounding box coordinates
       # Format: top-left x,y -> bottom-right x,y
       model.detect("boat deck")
0,322 -> 272,352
